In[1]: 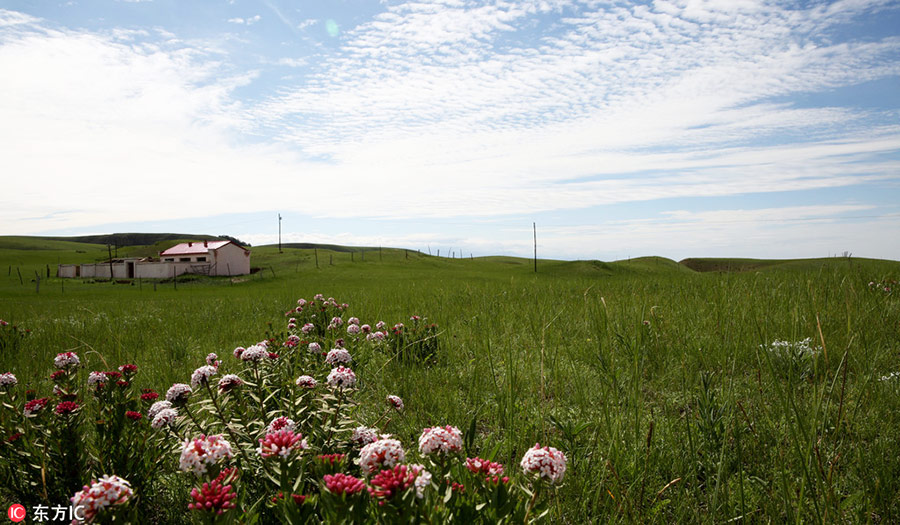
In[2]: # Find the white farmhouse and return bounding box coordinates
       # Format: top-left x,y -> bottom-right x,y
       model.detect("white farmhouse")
159,240 -> 250,276
58,240 -> 251,279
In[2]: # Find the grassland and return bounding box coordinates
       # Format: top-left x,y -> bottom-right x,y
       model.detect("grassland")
2,236 -> 900,522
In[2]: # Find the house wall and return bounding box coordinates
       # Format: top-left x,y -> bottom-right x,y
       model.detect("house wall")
58,265 -> 78,278
134,262 -> 205,279
210,243 -> 251,276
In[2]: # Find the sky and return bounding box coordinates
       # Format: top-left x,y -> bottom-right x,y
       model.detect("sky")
1,0 -> 899,261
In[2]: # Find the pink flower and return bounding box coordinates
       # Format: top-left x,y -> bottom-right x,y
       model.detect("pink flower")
301,323 -> 315,334
217,374 -> 244,392
233,346 -> 245,359
258,429 -> 308,459
465,457 -> 504,477
54,352 -> 80,370
358,438 -> 405,475
295,375 -> 317,389
368,465 -> 418,502
205,353 -> 219,367
151,408 -> 178,430
418,426 -> 463,456
346,324 -> 361,335
324,473 -> 366,496
188,478 -> 237,515
520,443 -> 567,484
0,372 -> 17,388
386,395 -> 404,412
140,391 -> 159,402
180,434 -> 234,476
325,348 -> 352,366
24,397 -> 49,416
351,426 -> 378,446
240,345 -> 268,362
327,366 -> 356,388
70,475 -> 133,524
190,365 -> 218,388
118,364 -> 138,376
307,342 -> 322,354
166,383 -> 193,405
266,416 -> 296,434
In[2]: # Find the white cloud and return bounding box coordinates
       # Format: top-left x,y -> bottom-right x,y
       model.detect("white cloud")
228,15 -> 260,25
0,2 -> 898,260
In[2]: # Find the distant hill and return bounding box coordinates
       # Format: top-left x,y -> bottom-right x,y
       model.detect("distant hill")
679,257 -> 890,273
42,233 -> 249,248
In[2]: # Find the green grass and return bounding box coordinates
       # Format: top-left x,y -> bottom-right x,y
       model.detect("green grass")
2,237 -> 900,522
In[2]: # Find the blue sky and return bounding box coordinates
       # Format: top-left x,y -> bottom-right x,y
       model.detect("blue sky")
1,0 -> 898,261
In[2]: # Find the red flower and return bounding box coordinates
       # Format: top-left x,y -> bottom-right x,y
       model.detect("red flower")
368,465 -> 418,502
125,411 -> 143,421
118,364 -> 138,376
55,401 -> 79,416
141,391 -> 159,402
189,479 -> 237,515
323,473 -> 366,496
50,370 -> 66,382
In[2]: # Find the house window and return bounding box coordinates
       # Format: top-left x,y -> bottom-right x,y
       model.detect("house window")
197,257 -> 207,262
164,258 -> 174,262
179,258 -> 191,262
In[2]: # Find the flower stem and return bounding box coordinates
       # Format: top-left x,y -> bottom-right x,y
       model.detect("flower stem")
205,382 -> 252,466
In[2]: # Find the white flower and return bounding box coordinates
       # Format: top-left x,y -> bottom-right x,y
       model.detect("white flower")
190,365 -> 218,388
313,293 -> 325,301
233,346 -> 245,359
308,342 -> 322,354
295,375 -> 318,388
179,434 -> 234,476
348,317 -> 360,325
375,321 -> 386,330
325,348 -> 352,365
266,416 -> 296,434
54,352 -> 80,369
346,324 -> 361,335
327,366 -> 356,389
148,400 -> 173,420
418,426 -> 463,456
520,443 -> 567,484
206,353 -> 219,367
351,426 -> 379,446
87,371 -> 107,386
366,331 -> 386,342
301,323 -> 315,334
358,438 -> 406,475
328,316 -> 344,330
386,395 -> 404,412
411,464 -> 432,499
165,383 -> 193,404
70,475 -> 133,524
0,372 -> 16,388
240,345 -> 268,362
151,408 -> 178,430
297,298 -> 307,306
217,374 -> 244,392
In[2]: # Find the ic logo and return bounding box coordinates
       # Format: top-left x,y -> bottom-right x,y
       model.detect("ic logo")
7,504 -> 26,522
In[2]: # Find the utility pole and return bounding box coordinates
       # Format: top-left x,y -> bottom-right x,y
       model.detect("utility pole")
533,222 -> 537,273
278,213 -> 283,253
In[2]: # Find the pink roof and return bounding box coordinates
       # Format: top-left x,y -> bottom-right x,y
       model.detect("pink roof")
160,240 -> 232,256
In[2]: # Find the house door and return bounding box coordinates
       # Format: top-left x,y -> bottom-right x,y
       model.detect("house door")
127,262 -> 135,278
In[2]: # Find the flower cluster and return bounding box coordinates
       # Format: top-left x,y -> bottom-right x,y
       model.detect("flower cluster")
189,469 -> 237,515
418,426 -> 463,456
368,464 -> 429,502
190,365 -> 218,388
327,366 -> 356,389
55,401 -> 79,416
465,457 -> 505,477
351,426 -> 379,446
295,375 -> 317,388
358,438 -> 406,475
166,383 -> 193,404
180,434 -> 234,476
70,475 -> 133,524
325,348 -> 352,365
0,372 -> 16,388
266,416 -> 296,434
520,443 -> 567,484
258,429 -> 308,459
24,397 -> 49,416
323,473 -> 366,496
217,374 -> 244,392
240,344 -> 269,362
386,395 -> 404,412
54,352 -> 80,370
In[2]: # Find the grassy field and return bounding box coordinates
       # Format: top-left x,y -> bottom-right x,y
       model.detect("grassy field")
2,236 -> 899,522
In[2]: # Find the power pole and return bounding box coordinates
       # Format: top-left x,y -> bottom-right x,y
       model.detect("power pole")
278,213 -> 283,253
